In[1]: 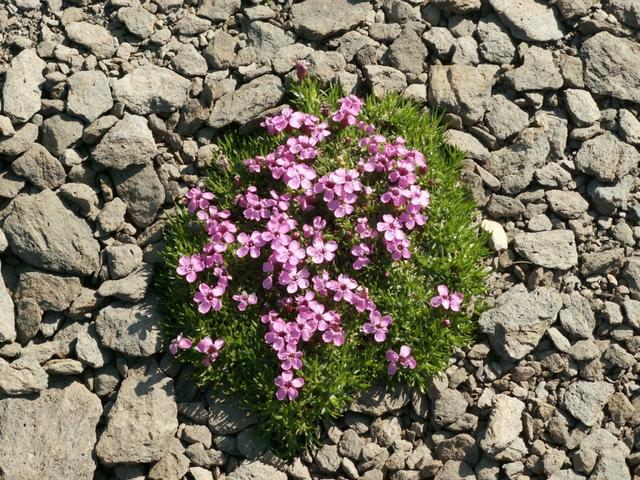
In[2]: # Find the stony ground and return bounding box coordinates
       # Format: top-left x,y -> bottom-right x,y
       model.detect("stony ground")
0,0 -> 639,479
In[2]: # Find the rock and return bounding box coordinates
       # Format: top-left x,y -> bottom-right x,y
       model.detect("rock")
513,230 -> 578,270
434,460 -> 476,480
228,461 -> 287,480
15,270 -> 82,311
445,130 -> 490,162
105,243 -> 144,279
484,95 -> 529,140
0,266 -> 16,343
479,285 -> 562,361
44,358 -> 84,375
623,257 -> 640,293
2,49 -> 46,123
65,21 -> 116,59
174,14 -> 211,35
0,380 -> 101,479
587,176 -> 634,214
574,132 -> 640,183
0,357 -> 48,395
148,439 -> 190,480
431,0 -> 480,13
182,425 -> 213,448
481,219 -> 508,251
316,445 -> 341,473
246,21 -> 294,60
364,65 -> 408,98
76,323 -> 111,368
506,46 -> 563,91
111,164 -> 164,228
452,36 -> 480,66
488,0 -> 563,42
623,297 -> 640,328
486,194 -> 524,219
423,27 -> 456,60
15,297 -> 42,343
581,32 -> 640,103
432,389 -> 468,429
572,428 -> 629,474
580,248 -> 626,278
479,394 -> 524,456
563,381 -> 614,426
93,113 -> 157,170
113,64 -> 191,115
203,31 -> 237,69
545,190 -> 589,219
66,70 -> 113,122
350,384 -> 409,415
4,190 -> 100,276
0,123 -> 38,158
96,360 -> 178,465
41,114 -> 84,157
117,7 -> 156,38
619,109 -> 640,145
96,198 -> 127,234
59,183 -> 100,218
198,0 -> 241,21
11,144 -> 66,189
563,89 -> 600,127
208,393 -> 259,435
590,450 -> 631,480
603,343 -> 635,369
485,127 -> 549,194
95,298 -> 163,356
172,43 -> 208,77
428,65 -> 497,125
208,74 -> 284,128
98,263 -> 154,303
0,116 -> 14,137
556,0 -> 598,20
476,16 -> 515,65
607,0 -> 640,28
384,29 -> 428,75
291,0 -> 373,41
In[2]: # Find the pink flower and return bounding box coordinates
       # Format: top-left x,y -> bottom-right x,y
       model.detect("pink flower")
362,310 -> 392,342
332,95 -> 364,127
176,255 -> 205,283
169,332 -> 193,355
386,345 -> 416,375
236,232 -> 265,258
278,344 -> 303,370
186,187 -> 214,213
430,285 -> 463,312
275,370 -> 304,401
274,239 -> 306,266
306,238 -> 338,264
265,320 -> 301,352
327,274 -> 357,302
386,238 -> 411,261
312,270 -> 330,296
196,336 -> 225,366
351,243 -> 372,270
232,292 -> 257,311
295,59 -> 308,80
318,312 -> 345,346
193,283 -> 224,314
279,267 -> 310,294
376,214 -> 405,242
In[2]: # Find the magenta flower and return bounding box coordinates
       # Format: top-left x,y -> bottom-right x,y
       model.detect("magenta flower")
274,240 -> 306,266
236,232 -> 265,258
186,187 -> 214,213
377,214 -> 405,242
279,267 -> 310,294
306,238 -> 338,264
265,320 -> 301,352
318,312 -> 345,346
193,283 -> 224,314
362,310 -> 392,342
169,332 -> 193,355
430,285 -> 463,312
332,95 -> 364,127
351,243 -> 372,270
275,370 -> 305,401
176,254 -> 205,283
386,345 -> 417,375
278,344 -> 303,370
327,274 -> 357,302
295,59 -> 308,80
232,292 -> 257,311
196,336 -> 225,366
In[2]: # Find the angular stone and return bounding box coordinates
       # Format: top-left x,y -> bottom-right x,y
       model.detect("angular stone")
246,21 -> 294,60
41,114 -> 84,157
15,297 -> 42,344
564,89 -> 600,127
11,144 -> 66,189
432,389 -> 468,429
572,428 -> 629,474
506,46 -> 563,91
480,394 -> 524,456
484,95 -> 529,140
563,381 -> 614,426
428,65 -> 497,125
481,219 -> 508,251
445,130 -> 490,162
98,263 -> 154,303
479,285 -> 562,361
581,32 -> 640,103
76,323 -> 111,369
488,0 -> 564,42
113,64 -> 191,115
15,270 -> 82,312
623,257 -> 640,294
93,113 -> 157,170
111,164 -> 164,228
4,190 -> 100,276
175,14 -> 211,35
0,123 -> 38,158
574,132 -> 640,183
65,21 -> 116,59
96,360 -> 178,465
208,393 -> 259,435
228,461 -> 287,480
96,198 -> 127,234
203,31 -> 238,69
105,243 -> 144,279
117,7 -> 156,38
208,74 -> 284,128
545,190 -> 589,219
559,292 -> 596,339
0,357 -> 48,395
587,176 -> 634,214
384,29 -> 428,75
591,450 -> 632,480
172,43 -> 208,77
148,438 -> 190,480
0,380 -> 101,479
364,65 -> 408,98
67,70 -> 113,122
291,0 -> 373,41
607,0 -> 640,28
431,0 -> 481,13
350,384 -> 409,415
514,230 -> 578,270
197,0 -> 241,21
2,49 -> 46,123
0,265 -> 16,343
44,358 -> 84,375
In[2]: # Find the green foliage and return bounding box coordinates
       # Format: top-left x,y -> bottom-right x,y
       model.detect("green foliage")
156,78 -> 490,458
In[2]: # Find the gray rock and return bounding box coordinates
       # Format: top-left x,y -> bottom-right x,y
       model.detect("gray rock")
431,0 -> 480,13
545,190 -> 589,219
96,198 -> 128,234
579,249 -> 626,277
506,46 -> 563,91
445,130 -> 490,162
203,31 -> 237,69
246,21 -> 294,60
0,170 -> 25,200
513,230 -> 578,270
587,176 -> 634,214
15,297 -> 42,344
117,7 -> 156,38
607,0 -> 640,28
172,43 -> 208,77
382,0 -> 422,23
423,27 -> 456,60
113,64 -> 191,115
479,285 -> 563,361
486,195 -> 524,219
111,164 -> 164,228
623,257 -> 640,294
97,263 -> 154,303
41,114 -> 84,157
0,116 -> 14,137
197,0 -> 241,21
208,74 -> 284,128
11,144 -> 66,189
105,243 -> 144,279
4,190 -> 100,276
228,461 -> 287,480
316,445 -> 341,473
556,0 -> 598,20
488,0 -> 563,42
432,389 -> 468,429
603,343 -> 635,369
563,381 -> 614,426
291,0 -> 373,41
350,384 -> 409,415
476,16 -> 515,65
452,36 -> 480,66
364,65 -> 408,98
619,109 -> 640,145
572,428 -> 629,474
96,298 -> 163,356
428,64 -> 497,125
434,460 -> 476,480
581,32 -> 640,104
43,359 -> 84,375
0,264 -> 16,343
0,380 -> 101,479
622,297 -> 640,329
93,113 -> 157,170
484,95 -> 529,140
96,360 -> 178,465
338,429 -> 365,459
384,29 -> 428,75
174,14 -> 211,35
208,393 -> 259,435
65,22 -> 116,59
434,434 -> 478,464
76,323 -> 111,368
15,269 -> 82,312
67,70 -> 113,122
590,450 -> 631,480
564,89 -> 600,127
0,123 -> 38,158
148,438 -> 190,480
574,132 -> 640,183
2,49 -> 46,123
181,425 -> 212,448
0,357 -> 48,395
485,127 -> 550,194
59,183 -> 100,218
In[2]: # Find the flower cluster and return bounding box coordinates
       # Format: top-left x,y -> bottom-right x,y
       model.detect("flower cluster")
171,94 -> 464,401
